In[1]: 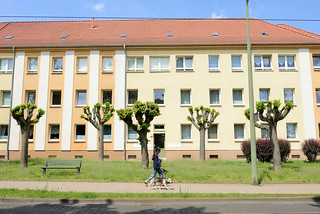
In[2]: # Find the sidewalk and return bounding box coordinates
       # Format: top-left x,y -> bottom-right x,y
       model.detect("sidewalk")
1,180 -> 320,194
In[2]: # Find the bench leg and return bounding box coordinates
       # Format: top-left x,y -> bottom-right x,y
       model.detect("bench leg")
42,169 -> 46,176
77,168 -> 80,175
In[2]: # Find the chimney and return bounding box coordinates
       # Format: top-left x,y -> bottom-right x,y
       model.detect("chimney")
91,17 -> 96,29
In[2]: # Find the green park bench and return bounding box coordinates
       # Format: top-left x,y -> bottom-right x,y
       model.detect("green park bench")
41,160 -> 82,176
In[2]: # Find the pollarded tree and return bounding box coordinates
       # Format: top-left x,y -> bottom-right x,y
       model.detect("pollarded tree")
81,102 -> 114,161
187,106 -> 219,161
116,101 -> 160,168
244,99 -> 293,171
10,103 -> 45,168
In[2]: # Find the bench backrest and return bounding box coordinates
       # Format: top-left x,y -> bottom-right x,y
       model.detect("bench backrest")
46,160 -> 82,168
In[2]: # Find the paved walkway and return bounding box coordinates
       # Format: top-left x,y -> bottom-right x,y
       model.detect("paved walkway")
1,180 -> 320,194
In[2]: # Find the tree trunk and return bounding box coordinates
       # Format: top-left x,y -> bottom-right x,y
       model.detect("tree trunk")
199,128 -> 206,161
270,124 -> 282,171
20,125 -> 30,168
98,125 -> 104,161
139,133 -> 149,168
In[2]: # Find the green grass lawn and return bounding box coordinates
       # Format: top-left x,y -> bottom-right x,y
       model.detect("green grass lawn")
1,159 -> 320,183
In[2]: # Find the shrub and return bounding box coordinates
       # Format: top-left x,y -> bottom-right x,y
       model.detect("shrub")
302,139 -> 320,162
279,139 -> 291,162
241,140 -> 251,163
256,138 -> 273,163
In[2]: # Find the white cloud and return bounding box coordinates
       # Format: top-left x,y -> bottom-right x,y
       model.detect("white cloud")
211,10 -> 227,18
93,2 -> 105,12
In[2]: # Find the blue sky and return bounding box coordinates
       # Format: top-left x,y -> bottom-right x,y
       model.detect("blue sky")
1,0 -> 319,34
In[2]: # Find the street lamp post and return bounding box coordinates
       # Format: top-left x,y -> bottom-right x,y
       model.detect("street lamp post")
246,0 -> 258,185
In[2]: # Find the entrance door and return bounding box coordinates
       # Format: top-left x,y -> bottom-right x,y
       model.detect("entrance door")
154,134 -> 165,156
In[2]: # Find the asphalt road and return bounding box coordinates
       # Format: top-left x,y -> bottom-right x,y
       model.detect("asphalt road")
1,198 -> 320,214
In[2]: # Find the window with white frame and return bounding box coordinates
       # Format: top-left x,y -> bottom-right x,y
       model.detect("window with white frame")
127,126 -> 138,141
181,124 -> 191,141
0,125 -> 8,140
316,89 -> 320,105
103,125 -> 111,141
2,91 -> 11,106
77,57 -> 87,73
233,89 -> 243,105
76,91 -> 86,106
312,55 -> 320,70
0,59 -> 13,73
75,125 -> 86,141
102,90 -> 112,105
28,58 -> 38,73
180,90 -> 191,105
102,57 -> 113,72
209,56 -> 219,71
29,125 -> 34,140
261,127 -> 270,139
259,89 -> 270,102
127,90 -> 138,105
210,89 -> 220,105
26,91 -> 36,104
254,55 -> 271,70
49,124 -> 60,140
154,89 -> 165,105
127,57 -> 144,72
284,89 -> 294,103
208,124 -> 218,140
176,56 -> 193,71
150,57 -> 170,72
231,56 -> 242,71
279,56 -> 295,70
286,123 -> 297,139
234,124 -> 245,140
51,91 -> 61,106
53,57 -> 63,73
154,125 -> 165,131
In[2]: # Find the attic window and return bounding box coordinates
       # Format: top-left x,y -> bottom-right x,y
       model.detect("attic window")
211,32 -> 219,37
261,32 -> 268,36
6,36 -> 13,40
60,35 -> 68,39
167,33 -> 173,37
120,34 -> 127,38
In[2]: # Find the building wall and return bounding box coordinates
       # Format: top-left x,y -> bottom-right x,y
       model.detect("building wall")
310,49 -> 320,139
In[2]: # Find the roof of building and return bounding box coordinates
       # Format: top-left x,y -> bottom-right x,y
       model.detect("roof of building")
0,19 -> 319,48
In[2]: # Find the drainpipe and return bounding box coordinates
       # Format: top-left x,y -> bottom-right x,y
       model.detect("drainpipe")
6,47 -> 15,160
123,45 -> 127,161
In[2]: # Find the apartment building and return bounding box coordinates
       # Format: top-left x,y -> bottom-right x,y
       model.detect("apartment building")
0,19 -> 319,160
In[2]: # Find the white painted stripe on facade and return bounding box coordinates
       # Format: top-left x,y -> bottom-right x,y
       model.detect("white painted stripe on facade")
35,51 -> 50,151
61,51 -> 75,150
87,50 -> 100,150
9,52 -> 25,150
299,49 -> 316,139
114,50 -> 126,150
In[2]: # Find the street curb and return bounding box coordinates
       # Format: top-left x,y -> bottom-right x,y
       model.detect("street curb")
1,197 -> 320,204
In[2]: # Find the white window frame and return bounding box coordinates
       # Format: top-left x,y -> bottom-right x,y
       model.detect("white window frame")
127,57 -> 144,72
254,55 -> 272,70
75,124 -> 86,142
316,89 -> 320,105
127,90 -> 138,106
231,55 -> 242,71
77,57 -> 88,73
0,59 -> 13,73
51,90 -> 61,107
154,125 -> 165,132
49,124 -> 60,142
176,56 -> 194,71
150,57 -> 170,72
284,88 -> 295,103
103,124 -> 112,142
259,89 -> 270,102
28,125 -> 34,142
154,89 -> 165,106
127,126 -> 138,142
76,90 -> 87,106
180,89 -> 191,106
261,126 -> 270,139
313,55 -> 320,70
52,57 -> 63,73
233,89 -> 244,105
102,90 -> 112,105
278,55 -> 296,70
26,91 -> 36,104
210,89 -> 221,106
209,56 -> 219,71
1,91 -> 11,107
286,123 -> 298,140
0,125 -> 8,141
28,57 -> 38,73
102,57 -> 113,73
234,124 -> 245,141
208,124 -> 219,142
181,124 -> 192,142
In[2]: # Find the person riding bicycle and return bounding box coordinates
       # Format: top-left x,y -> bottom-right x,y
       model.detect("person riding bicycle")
144,147 -> 163,186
